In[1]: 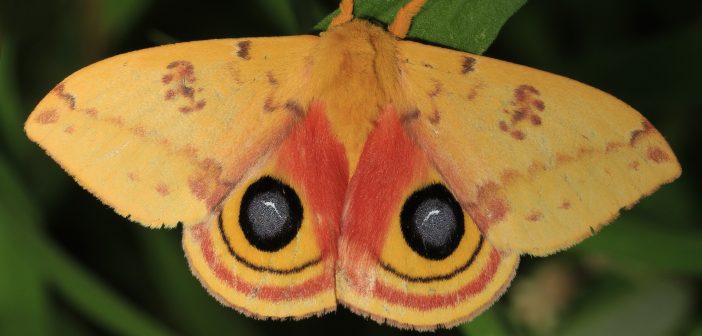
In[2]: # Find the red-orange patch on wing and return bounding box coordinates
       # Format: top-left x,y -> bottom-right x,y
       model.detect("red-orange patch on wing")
36,109 -> 59,124
341,106 -> 426,267
276,101 -> 349,255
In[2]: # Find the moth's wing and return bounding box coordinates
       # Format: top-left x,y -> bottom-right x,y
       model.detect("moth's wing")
25,36 -> 317,227
183,103 -> 348,318
398,41 -> 681,256
336,108 -> 519,330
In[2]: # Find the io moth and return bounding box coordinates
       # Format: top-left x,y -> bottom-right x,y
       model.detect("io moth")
25,0 -> 681,330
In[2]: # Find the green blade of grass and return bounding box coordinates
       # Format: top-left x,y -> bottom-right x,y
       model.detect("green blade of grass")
0,156 -> 177,336
315,0 -> 526,54
0,156 -> 48,336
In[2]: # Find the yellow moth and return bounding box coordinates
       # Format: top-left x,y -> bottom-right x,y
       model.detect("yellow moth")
25,0 -> 681,330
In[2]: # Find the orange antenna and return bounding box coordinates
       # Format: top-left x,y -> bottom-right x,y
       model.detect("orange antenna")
329,0 -> 354,28
388,0 -> 427,38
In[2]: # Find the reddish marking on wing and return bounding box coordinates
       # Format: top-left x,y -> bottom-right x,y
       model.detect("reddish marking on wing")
510,130 -> 526,140
187,159 -> 231,210
606,142 -> 625,153
127,172 -> 140,182
132,126 -> 146,137
647,146 -> 670,163
64,125 -> 75,134
156,183 -> 170,196
629,160 -> 640,171
189,177 -> 208,200
499,84 -> 545,140
559,201 -> 571,209
466,182 -> 509,232
85,108 -> 98,117
526,210 -> 543,221
371,248 -> 502,311
192,223 -> 332,301
162,60 -> 206,114
341,106 -> 426,267
276,101 -> 349,255
36,109 -> 58,124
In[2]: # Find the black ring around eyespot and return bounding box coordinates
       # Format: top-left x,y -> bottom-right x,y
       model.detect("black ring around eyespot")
400,184 -> 465,260
379,235 -> 484,283
217,212 -> 321,275
239,176 -> 303,252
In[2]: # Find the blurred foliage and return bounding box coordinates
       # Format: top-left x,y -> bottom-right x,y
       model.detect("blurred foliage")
0,0 -> 700,335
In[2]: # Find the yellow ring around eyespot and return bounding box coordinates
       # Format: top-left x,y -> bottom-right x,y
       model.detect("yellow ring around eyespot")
220,170 -> 323,274
379,209 -> 483,283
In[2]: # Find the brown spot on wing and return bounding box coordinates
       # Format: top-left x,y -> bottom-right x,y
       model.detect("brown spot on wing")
64,125 -> 75,134
630,121 -> 655,146
263,96 -> 276,112
427,80 -> 443,125
510,130 -> 525,140
559,201 -> 571,210
284,100 -> 304,117
162,60 -> 206,114
401,108 -> 421,123
499,84 -> 546,140
606,142 -> 626,153
127,172 -> 140,182
461,56 -> 476,74
156,183 -> 170,196
266,71 -> 278,86
85,108 -> 98,117
629,160 -> 640,171
36,109 -> 59,124
466,182 -> 509,232
647,146 -> 670,163
53,83 -> 76,109
526,210 -> 543,221
237,40 -> 251,60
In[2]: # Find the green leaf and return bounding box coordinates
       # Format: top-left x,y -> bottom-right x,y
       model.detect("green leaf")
315,0 -> 527,54
460,305 -> 511,336
559,280 -> 692,336
43,242 -> 177,336
574,218 -> 702,275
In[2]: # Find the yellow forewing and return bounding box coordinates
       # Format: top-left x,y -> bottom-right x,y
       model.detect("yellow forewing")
399,41 -> 681,256
25,36 -> 318,227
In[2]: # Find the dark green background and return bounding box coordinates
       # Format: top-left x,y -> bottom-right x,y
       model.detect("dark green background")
0,0 -> 700,335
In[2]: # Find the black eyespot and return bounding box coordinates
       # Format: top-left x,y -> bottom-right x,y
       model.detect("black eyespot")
239,176 -> 303,252
400,184 -> 464,260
